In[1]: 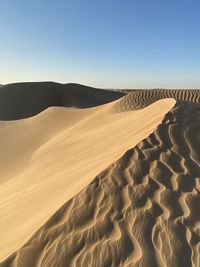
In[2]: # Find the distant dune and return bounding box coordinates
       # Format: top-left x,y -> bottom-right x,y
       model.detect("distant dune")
112,88 -> 200,111
1,85 -> 200,267
0,82 -> 124,120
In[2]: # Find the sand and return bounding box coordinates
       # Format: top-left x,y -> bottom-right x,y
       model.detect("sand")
1,85 -> 200,266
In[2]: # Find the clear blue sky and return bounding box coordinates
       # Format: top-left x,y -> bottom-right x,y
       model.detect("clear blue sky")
0,0 -> 200,88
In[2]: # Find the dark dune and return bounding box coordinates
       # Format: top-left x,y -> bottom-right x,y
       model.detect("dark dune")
0,82 -> 124,120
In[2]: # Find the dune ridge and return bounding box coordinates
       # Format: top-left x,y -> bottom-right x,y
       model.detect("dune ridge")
3,83 -> 200,120
1,100 -> 200,267
112,89 -> 200,111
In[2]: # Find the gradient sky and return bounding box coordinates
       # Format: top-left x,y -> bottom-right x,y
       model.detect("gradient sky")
0,0 -> 200,88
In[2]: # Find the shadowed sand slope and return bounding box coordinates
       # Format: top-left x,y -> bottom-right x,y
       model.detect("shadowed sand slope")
0,96 -> 175,260
1,101 -> 200,267
112,89 -> 200,111
0,82 -> 124,120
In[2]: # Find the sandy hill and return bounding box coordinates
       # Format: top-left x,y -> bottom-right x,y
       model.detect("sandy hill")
0,91 -> 174,261
2,101 -> 200,267
0,82 -> 124,120
1,87 -> 200,267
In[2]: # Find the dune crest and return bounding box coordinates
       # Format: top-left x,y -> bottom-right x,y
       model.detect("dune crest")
1,101 -> 200,267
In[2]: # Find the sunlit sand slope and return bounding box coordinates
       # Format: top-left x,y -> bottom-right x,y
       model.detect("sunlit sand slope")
112,89 -> 200,111
1,101 -> 200,267
0,96 -> 175,260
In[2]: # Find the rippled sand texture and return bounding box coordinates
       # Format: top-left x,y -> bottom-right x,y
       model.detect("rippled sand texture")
1,101 -> 200,267
112,89 -> 200,111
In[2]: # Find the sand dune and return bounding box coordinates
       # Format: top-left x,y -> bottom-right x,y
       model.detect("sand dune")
0,87 -> 175,261
1,100 -> 200,267
0,82 -> 124,120
1,85 -> 200,266
112,88 -> 200,111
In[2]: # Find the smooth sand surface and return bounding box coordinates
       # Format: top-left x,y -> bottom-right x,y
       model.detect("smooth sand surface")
2,100 -> 200,267
0,95 -> 175,261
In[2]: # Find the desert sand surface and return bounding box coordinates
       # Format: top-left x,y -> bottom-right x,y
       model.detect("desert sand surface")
1,85 -> 200,267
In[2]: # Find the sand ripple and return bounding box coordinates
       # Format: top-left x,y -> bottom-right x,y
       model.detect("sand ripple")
112,89 -> 200,111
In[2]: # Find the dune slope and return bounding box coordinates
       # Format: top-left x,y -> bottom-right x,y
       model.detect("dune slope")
1,101 -> 200,267
0,82 -> 124,120
0,95 -> 175,260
